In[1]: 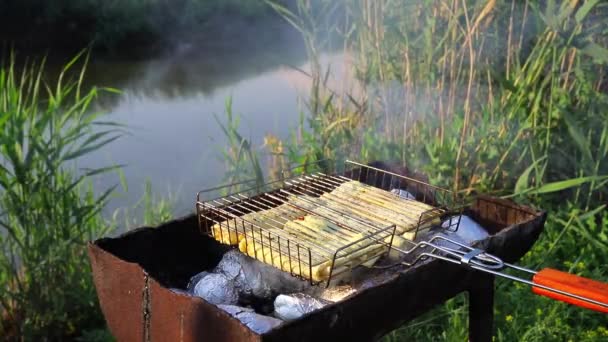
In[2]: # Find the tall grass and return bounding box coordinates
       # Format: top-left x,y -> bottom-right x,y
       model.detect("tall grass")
214,97 -> 266,193
246,0 -> 608,340
0,52 -> 123,339
270,0 -> 608,194
117,179 -> 175,230
0,52 -> 182,340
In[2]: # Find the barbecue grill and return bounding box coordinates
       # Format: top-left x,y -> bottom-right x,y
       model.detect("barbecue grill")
88,161 -> 608,342
196,160 -> 463,287
196,160 -> 608,311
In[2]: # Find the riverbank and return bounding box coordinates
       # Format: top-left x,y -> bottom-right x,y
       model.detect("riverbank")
3,12 -> 347,225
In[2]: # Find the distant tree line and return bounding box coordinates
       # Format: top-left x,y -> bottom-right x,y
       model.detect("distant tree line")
0,0 -> 293,56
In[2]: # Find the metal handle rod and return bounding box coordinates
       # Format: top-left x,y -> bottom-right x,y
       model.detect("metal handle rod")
468,264 -> 608,309
393,235 -> 608,310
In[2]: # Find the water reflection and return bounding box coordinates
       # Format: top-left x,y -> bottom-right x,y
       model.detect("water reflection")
85,43 -> 310,101
58,41 -> 350,219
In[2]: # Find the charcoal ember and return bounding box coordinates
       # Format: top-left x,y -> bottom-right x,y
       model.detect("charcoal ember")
214,249 -> 310,299
192,273 -> 239,305
274,293 -> 332,321
217,305 -> 283,334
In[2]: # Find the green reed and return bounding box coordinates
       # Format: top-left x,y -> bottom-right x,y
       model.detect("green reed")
0,52 -> 123,340
257,1 -> 608,340
214,97 -> 265,193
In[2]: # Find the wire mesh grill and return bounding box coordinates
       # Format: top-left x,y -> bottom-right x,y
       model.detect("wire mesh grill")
196,160 -> 462,286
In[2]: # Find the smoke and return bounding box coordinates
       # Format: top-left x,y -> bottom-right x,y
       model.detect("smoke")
273,0 -> 603,185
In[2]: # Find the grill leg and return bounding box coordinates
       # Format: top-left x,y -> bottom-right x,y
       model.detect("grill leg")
468,274 -> 494,342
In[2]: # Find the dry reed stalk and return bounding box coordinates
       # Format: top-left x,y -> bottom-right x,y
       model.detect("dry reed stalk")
487,67 -> 494,118
517,0 -> 529,67
507,0 -> 515,76
454,0 -> 478,190
563,48 -> 577,91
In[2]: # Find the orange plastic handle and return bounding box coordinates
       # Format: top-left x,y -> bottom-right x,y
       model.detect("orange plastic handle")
532,268 -> 608,313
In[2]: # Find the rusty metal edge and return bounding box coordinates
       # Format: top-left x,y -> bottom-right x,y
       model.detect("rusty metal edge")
88,196 -> 546,341
88,241 -> 265,341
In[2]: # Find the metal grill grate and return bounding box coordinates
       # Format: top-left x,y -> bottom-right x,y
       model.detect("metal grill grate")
196,160 -> 462,286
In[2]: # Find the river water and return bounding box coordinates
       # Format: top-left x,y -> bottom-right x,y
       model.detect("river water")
60,38 -> 348,219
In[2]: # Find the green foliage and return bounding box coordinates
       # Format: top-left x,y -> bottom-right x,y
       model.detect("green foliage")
490,205 -> 608,342
118,179 -> 175,230
0,51 -> 180,339
214,97 -> 265,193
0,52 -> 121,339
75,327 -> 116,342
261,0 -> 608,340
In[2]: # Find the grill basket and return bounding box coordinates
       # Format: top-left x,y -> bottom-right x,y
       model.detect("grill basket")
196,160 -> 463,286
